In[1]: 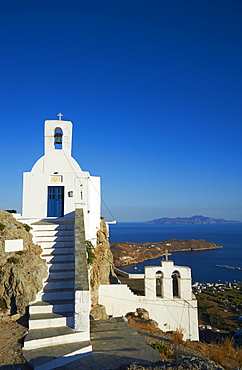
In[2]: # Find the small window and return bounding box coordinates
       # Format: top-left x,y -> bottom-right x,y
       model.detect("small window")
156,270 -> 163,297
54,128 -> 63,149
172,270 -> 180,297
49,188 -> 54,199
57,188 -> 63,199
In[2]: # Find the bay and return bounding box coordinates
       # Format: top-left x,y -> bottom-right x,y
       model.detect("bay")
109,222 -> 242,283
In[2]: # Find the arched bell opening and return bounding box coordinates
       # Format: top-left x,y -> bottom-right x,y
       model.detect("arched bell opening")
155,270 -> 163,297
54,127 -> 63,149
172,270 -> 180,298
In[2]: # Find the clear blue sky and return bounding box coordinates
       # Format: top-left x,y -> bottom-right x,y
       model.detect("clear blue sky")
1,0 -> 242,222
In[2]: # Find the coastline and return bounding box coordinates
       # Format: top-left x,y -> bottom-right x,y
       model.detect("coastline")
110,239 -> 222,266
109,223 -> 242,283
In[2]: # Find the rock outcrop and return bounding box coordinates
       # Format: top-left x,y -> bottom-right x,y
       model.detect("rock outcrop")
90,217 -> 117,319
121,357 -> 225,369
126,308 -> 159,329
0,210 -> 47,315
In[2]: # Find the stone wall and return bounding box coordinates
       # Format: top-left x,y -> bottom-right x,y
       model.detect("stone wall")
74,208 -> 89,291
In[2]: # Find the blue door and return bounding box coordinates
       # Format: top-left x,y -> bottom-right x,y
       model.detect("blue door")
47,186 -> 64,217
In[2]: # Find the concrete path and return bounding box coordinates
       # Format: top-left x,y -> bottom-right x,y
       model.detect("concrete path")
57,317 -> 162,369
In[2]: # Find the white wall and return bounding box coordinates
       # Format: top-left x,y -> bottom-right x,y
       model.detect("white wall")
99,284 -> 199,341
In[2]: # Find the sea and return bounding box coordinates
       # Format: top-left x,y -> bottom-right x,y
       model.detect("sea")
109,222 -> 242,284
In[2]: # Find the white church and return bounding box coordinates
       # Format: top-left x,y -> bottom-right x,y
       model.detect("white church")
22,115 -> 100,243
13,116 -> 198,369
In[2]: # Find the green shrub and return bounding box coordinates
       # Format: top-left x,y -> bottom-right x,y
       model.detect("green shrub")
7,256 -> 19,264
0,223 -> 5,232
15,250 -> 25,255
151,342 -> 173,357
23,223 -> 32,232
86,241 -> 95,265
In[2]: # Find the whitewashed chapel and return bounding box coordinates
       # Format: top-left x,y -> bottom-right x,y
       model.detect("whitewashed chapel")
14,116 -> 198,368
22,116 -> 100,243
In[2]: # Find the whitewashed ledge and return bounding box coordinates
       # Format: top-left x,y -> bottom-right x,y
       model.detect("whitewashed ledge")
114,267 -> 144,279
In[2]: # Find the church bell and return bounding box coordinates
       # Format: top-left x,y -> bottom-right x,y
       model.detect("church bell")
54,133 -> 62,144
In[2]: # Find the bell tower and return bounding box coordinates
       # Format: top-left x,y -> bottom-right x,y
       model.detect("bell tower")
21,115 -> 101,243
44,114 -> 72,156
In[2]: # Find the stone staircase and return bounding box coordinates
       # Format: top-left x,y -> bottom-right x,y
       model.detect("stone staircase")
22,219 -> 92,369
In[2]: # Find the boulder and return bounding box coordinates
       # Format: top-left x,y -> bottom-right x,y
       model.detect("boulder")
0,210 -> 48,315
121,356 -> 225,369
90,304 -> 109,320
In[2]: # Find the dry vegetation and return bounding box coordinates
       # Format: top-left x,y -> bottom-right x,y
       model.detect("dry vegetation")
171,328 -> 184,345
185,337 -> 242,369
1,310 -> 242,369
126,314 -> 242,370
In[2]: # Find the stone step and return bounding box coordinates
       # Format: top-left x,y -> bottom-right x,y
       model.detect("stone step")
34,230 -> 73,234
38,241 -> 74,249
46,270 -> 75,280
23,341 -> 92,370
30,301 -> 74,315
44,278 -> 74,290
35,235 -> 74,243
24,326 -> 90,350
48,262 -> 74,271
32,224 -> 74,231
42,289 -> 74,301
18,218 -> 74,225
42,254 -> 74,263
40,247 -> 74,255
33,229 -> 74,237
29,312 -> 73,329
91,323 -> 135,337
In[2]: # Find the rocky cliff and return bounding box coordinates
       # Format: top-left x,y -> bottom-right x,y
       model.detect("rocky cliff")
90,217 -> 117,319
0,210 -> 47,316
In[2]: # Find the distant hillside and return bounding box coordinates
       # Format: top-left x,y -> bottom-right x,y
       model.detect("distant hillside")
146,215 -> 241,224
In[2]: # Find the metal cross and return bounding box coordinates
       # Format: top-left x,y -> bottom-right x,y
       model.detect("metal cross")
57,113 -> 63,121
162,249 -> 172,261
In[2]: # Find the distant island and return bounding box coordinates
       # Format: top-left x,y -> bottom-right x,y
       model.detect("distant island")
146,215 -> 240,225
